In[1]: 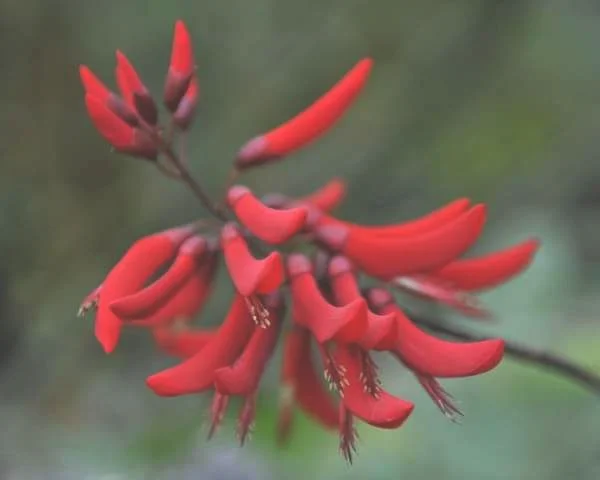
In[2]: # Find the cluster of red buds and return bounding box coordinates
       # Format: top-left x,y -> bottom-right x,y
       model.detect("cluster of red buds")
78,20 -> 540,463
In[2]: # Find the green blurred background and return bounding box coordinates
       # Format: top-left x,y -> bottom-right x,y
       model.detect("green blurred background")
1,0 -> 599,478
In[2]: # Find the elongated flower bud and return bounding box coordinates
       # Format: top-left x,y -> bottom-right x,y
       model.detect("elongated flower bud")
173,76 -> 199,130
235,58 -> 373,169
164,20 -> 195,112
296,178 -> 347,212
115,50 -> 158,125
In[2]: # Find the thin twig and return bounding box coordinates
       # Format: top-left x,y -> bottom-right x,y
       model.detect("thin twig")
408,312 -> 600,397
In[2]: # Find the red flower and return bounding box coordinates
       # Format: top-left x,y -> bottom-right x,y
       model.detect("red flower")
79,23 -> 542,462
236,59 -> 373,169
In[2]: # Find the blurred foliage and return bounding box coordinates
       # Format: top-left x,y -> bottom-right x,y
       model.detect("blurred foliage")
0,0 -> 599,478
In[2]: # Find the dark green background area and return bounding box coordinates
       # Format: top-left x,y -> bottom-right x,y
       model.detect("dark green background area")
0,1 -> 599,478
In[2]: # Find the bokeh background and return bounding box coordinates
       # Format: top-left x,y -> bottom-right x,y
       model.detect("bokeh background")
1,0 -> 600,478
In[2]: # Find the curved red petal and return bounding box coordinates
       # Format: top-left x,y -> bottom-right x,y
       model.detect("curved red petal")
328,256 -> 396,350
146,295 -> 255,396
315,204 -> 487,280
94,225 -> 195,353
124,252 -> 218,328
431,238 -> 540,291
228,186 -> 307,244
214,292 -> 284,395
367,288 -> 505,377
288,254 -> 367,344
221,223 -> 284,295
110,236 -> 206,319
235,58 -> 373,169
334,345 -> 414,428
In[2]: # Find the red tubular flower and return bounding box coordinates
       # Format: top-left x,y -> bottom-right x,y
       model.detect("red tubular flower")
164,20 -> 195,112
120,251 -> 219,328
146,294 -> 255,396
422,238 -> 540,292
173,76 -> 199,130
328,256 -> 397,350
110,235 -> 207,319
235,58 -> 373,169
214,292 -> 284,395
333,344 -> 414,428
84,94 -> 157,160
287,253 -> 368,343
153,326 -> 216,358
227,186 -> 307,244
314,204 -> 487,280
90,225 -> 196,353
366,288 -> 504,378
115,50 -> 158,125
277,327 -> 338,444
296,178 -> 347,212
221,223 -> 284,327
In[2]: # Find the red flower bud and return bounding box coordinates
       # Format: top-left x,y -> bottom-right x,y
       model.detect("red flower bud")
84,94 -> 157,160
227,186 -> 307,244
80,65 -> 138,125
366,288 -> 504,378
146,294 -> 255,396
120,251 -> 219,328
235,58 -> 373,169
314,204 -> 487,280
164,20 -> 195,112
287,254 -> 368,343
92,225 -> 196,353
115,50 -> 158,125
110,236 -> 207,319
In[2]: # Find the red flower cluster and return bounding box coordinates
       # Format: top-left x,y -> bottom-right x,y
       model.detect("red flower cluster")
78,21 -> 540,463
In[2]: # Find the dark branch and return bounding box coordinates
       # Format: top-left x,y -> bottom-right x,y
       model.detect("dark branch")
409,313 -> 600,397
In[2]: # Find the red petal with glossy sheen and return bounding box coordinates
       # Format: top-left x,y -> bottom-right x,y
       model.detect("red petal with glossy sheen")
164,20 -> 195,112
287,254 -> 368,344
334,345 -> 414,428
221,223 -> 284,296
228,186 -> 307,244
146,295 -> 255,396
315,204 -> 487,280
429,238 -> 540,291
115,51 -> 158,125
214,292 -> 284,395
152,326 -> 216,358
94,225 -> 195,353
367,288 -> 504,377
328,256 -> 397,350
79,65 -> 111,102
236,59 -> 373,169
297,178 -> 347,212
110,236 -> 206,319
124,252 -> 218,328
